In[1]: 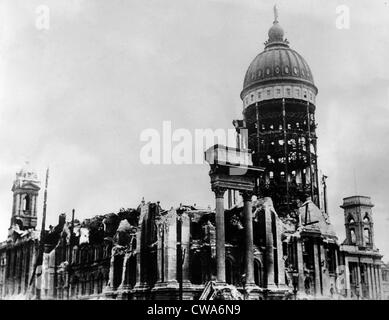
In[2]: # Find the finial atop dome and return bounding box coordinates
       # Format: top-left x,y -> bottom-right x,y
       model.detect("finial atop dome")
265,5 -> 289,48
273,4 -> 279,23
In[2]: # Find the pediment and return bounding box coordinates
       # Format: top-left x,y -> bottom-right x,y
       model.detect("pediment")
13,181 -> 41,192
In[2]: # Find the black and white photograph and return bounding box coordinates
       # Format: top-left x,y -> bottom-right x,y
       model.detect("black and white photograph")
0,0 -> 388,308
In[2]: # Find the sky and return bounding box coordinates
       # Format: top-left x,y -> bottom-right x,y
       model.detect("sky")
0,0 -> 388,260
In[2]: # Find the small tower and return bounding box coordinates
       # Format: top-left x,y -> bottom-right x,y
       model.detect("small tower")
10,162 -> 41,230
340,196 -> 375,249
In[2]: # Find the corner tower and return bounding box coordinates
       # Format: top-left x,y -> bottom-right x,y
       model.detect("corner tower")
240,7 -> 320,216
11,162 -> 41,230
341,196 -> 375,249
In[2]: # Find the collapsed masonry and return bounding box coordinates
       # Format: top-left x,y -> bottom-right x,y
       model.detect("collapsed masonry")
1,191 -> 348,300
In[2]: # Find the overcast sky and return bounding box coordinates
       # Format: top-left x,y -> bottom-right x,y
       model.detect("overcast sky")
0,0 -> 388,260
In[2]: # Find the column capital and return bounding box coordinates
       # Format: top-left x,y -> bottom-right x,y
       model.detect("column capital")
241,190 -> 254,201
212,186 -> 227,198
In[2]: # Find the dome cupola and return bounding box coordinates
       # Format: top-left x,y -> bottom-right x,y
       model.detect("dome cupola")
241,6 -> 317,107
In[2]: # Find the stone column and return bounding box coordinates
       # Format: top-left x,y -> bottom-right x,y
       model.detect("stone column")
134,230 -> 144,288
334,249 -> 339,273
156,224 -> 164,284
371,264 -> 377,300
15,194 -> 20,216
374,265 -> 379,299
378,266 -> 384,300
276,218 -> 286,286
48,249 -> 56,299
313,241 -> 321,296
296,239 -> 305,291
163,211 -> 177,285
344,257 -> 351,298
30,196 -> 35,215
213,186 -> 226,284
366,264 -> 371,299
356,262 -> 362,298
20,247 -> 27,295
319,243 -> 327,296
242,191 -> 255,286
119,253 -> 130,290
265,204 -> 275,288
33,194 -> 38,216
18,194 -> 22,215
181,213 -> 191,286
106,251 -> 115,293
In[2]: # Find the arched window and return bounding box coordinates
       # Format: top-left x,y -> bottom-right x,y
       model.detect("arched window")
363,215 -> 370,223
71,277 -> 79,297
113,255 -> 124,288
89,275 -> 94,295
128,255 -> 137,287
350,229 -> 356,244
81,279 -> 86,296
225,259 -> 234,285
349,217 -> 355,224
364,228 -> 370,244
97,273 -> 104,294
254,260 -> 263,287
22,195 -> 31,211
190,254 -> 202,285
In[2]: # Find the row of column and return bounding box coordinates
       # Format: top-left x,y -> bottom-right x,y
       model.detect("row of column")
213,187 -> 256,287
345,257 -> 384,299
133,208 -> 192,295
294,238 -> 338,297
2,242 -> 36,298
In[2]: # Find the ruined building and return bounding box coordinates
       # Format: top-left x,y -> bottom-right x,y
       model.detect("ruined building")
0,9 -> 386,300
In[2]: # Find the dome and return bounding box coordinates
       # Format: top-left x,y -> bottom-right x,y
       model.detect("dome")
241,10 -> 317,99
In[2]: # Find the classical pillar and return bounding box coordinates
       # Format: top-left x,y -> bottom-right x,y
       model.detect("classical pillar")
296,239 -> 305,291
163,212 -> 177,285
213,186 -> 226,283
369,264 -> 376,299
107,251 -> 115,292
276,221 -> 286,286
356,262 -> 362,298
33,194 -> 38,216
119,253 -> 130,290
265,204 -> 275,288
378,266 -> 384,300
18,194 -> 22,215
242,191 -> 255,286
372,264 -> 377,299
319,243 -> 327,295
156,224 -> 164,284
134,230 -> 145,289
374,265 -> 379,299
367,264 -> 373,299
313,241 -> 321,295
15,194 -> 20,216
181,213 -> 191,285
20,247 -> 27,295
334,249 -> 339,273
